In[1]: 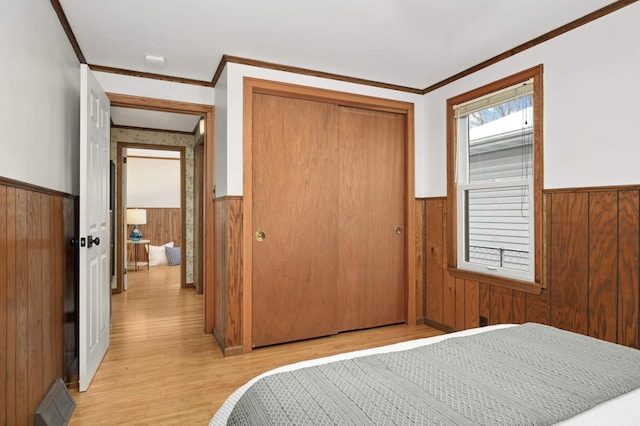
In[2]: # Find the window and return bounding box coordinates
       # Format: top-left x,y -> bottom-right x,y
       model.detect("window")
447,66 -> 543,290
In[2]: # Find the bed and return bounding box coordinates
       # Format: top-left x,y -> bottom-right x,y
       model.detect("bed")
211,323 -> 640,425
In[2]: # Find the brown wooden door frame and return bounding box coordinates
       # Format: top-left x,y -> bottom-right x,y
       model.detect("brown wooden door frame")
107,93 -> 215,333
242,78 -> 416,353
194,140 -> 205,294
117,143 -> 187,289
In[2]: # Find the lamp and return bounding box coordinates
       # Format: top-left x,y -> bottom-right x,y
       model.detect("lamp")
126,208 -> 147,242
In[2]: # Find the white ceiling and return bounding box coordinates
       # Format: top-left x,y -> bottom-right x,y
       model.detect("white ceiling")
58,0 -> 617,129
111,107 -> 201,133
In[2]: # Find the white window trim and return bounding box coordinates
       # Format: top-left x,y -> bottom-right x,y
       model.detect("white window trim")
454,91 -> 535,283
456,179 -> 535,282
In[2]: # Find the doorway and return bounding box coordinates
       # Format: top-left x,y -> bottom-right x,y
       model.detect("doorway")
118,144 -> 186,289
107,93 -> 215,333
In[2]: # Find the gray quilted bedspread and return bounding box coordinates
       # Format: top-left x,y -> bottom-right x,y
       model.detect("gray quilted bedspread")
227,323 -> 640,425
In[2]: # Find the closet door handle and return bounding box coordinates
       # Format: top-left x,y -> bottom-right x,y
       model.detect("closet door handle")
255,230 -> 266,241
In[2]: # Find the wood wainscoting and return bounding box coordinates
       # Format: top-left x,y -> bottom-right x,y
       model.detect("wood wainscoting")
416,187 -> 640,348
0,179 -> 78,425
213,196 -> 243,355
125,207 -> 182,264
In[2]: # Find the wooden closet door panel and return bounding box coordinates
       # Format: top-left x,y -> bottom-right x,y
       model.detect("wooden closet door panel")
337,107 -> 406,331
252,93 -> 339,347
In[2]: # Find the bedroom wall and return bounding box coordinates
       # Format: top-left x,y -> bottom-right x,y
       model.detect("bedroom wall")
418,190 -> 639,349
0,183 -> 78,425
111,129 -> 195,284
126,155 -> 182,264
217,62 -> 426,197
421,2 -> 640,195
416,4 -> 640,347
0,1 -> 80,423
127,156 -> 181,208
93,71 -> 215,106
0,0 -> 81,195
213,67 -> 229,197
214,65 -> 424,352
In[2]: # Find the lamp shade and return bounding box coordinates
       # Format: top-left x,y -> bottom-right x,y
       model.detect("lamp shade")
126,208 -> 147,225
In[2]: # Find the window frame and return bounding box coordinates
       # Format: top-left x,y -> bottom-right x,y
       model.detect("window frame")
446,65 -> 544,294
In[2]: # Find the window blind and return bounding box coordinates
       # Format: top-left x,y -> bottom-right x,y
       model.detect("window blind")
453,78 -> 534,118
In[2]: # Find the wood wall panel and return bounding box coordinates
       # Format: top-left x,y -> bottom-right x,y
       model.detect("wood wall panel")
5,187 -> 17,425
415,201 -> 425,321
0,186 -> 6,425
27,192 -> 44,419
513,291 -> 526,324
525,290 -> 551,325
588,191 -> 618,342
618,191 -> 640,348
0,182 -> 77,425
419,188 -> 640,349
442,204 -> 456,328
454,279 -> 465,330
41,196 -> 53,395
550,192 -> 589,335
425,200 -> 444,323
214,199 -> 227,349
479,283 -> 490,324
126,207 -> 182,263
16,189 -> 29,424
490,286 -> 513,325
451,279 -> 480,331
213,197 -> 243,355
464,280 -> 479,329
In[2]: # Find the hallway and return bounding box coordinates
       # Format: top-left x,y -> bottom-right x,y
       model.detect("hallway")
70,266 -> 217,424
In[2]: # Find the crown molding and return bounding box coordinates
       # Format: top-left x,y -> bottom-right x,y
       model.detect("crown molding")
422,0 -> 639,94
52,0 -> 638,95
213,55 -> 423,94
89,64 -> 213,87
50,0 -> 86,64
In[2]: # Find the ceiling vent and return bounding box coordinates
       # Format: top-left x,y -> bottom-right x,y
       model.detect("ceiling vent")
144,54 -> 165,66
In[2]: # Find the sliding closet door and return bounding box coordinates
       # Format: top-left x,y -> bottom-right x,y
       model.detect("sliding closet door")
252,93 -> 339,347
337,107 -> 406,331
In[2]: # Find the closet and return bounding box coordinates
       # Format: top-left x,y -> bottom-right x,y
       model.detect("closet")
250,89 -> 408,348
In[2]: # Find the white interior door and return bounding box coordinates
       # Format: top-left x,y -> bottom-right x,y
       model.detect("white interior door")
79,64 -> 111,392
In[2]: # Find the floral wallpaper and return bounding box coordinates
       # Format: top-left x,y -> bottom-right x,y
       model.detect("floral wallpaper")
111,128 -> 197,284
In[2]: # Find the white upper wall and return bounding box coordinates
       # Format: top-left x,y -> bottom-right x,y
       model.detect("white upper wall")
126,157 -> 180,208
214,67 -> 229,197
218,62 -> 426,196
94,72 -> 215,106
0,0 -> 81,194
422,3 -> 640,196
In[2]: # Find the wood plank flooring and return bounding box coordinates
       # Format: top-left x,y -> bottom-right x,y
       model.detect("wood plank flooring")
69,266 -> 444,425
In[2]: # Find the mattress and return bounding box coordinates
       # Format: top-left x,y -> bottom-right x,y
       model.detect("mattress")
211,324 -> 640,425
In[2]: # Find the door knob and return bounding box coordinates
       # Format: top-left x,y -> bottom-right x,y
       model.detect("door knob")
395,226 -> 402,235
255,230 -> 266,241
70,238 -> 78,246
88,235 -> 100,248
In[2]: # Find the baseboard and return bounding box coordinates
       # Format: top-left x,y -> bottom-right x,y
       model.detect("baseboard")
423,318 -> 457,333
213,326 -> 244,356
224,346 -> 244,357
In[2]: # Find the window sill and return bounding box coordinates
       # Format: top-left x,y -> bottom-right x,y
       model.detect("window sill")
448,267 -> 543,295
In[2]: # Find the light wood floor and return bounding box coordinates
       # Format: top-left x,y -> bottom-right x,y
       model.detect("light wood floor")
69,266 -> 444,425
